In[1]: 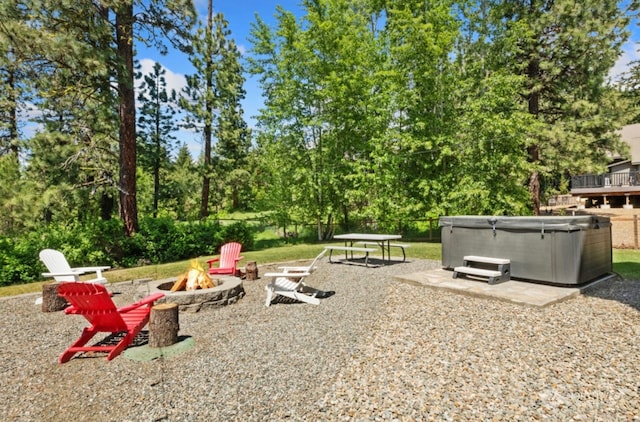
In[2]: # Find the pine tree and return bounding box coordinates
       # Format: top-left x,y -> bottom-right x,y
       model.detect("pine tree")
181,3 -> 248,217
165,143 -> 201,220
488,0 -> 632,213
136,61 -> 179,218
0,0 -> 196,234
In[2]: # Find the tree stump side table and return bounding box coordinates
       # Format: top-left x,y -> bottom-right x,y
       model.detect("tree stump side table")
41,282 -> 67,312
245,261 -> 258,280
149,303 -> 179,348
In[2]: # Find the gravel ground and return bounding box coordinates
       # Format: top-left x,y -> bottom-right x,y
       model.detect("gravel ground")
1,257 -> 639,421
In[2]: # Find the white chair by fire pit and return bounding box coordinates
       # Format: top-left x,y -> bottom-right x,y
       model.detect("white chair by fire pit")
264,249 -> 330,307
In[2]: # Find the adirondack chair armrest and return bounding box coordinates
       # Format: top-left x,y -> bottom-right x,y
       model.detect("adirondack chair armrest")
117,292 -> 165,313
277,266 -> 313,272
264,272 -> 311,278
206,257 -> 220,265
73,266 -> 110,277
42,270 -> 84,278
234,256 -> 244,262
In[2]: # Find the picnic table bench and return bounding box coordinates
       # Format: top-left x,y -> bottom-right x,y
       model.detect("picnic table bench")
356,242 -> 410,262
324,246 -> 376,267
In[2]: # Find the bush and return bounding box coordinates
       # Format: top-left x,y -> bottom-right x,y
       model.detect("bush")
0,217 -> 256,286
222,221 -> 255,251
179,220 -> 224,258
0,237 -> 40,286
138,217 -> 184,263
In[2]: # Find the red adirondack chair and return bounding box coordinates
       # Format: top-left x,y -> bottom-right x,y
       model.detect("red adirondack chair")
206,242 -> 244,276
56,282 -> 164,363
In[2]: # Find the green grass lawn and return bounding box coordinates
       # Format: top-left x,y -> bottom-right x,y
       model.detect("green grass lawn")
612,249 -> 640,280
1,242 -> 636,298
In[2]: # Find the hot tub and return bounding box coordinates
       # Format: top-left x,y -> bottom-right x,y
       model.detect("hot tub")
439,215 -> 612,285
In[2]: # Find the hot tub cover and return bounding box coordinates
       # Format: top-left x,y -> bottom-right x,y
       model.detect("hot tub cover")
439,215 -> 610,231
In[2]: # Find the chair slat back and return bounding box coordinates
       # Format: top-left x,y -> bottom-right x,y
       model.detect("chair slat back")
57,282 -> 127,331
39,249 -> 79,282
219,242 -> 242,268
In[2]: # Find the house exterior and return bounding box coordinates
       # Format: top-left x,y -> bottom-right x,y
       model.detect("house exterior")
570,123 -> 640,209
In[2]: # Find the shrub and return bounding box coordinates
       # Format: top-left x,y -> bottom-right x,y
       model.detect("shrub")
0,237 -> 40,286
179,220 -> 224,258
0,217 -> 255,286
222,221 -> 255,251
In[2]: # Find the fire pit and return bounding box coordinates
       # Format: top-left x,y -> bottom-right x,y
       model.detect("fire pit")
135,275 -> 245,312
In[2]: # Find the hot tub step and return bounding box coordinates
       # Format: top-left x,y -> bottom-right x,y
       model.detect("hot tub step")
453,256 -> 510,284
463,255 -> 510,266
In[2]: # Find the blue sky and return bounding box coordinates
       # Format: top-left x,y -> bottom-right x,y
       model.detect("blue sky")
136,1 -> 640,157
137,1 -> 305,156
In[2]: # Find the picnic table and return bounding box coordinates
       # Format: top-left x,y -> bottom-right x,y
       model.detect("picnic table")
332,233 -> 404,264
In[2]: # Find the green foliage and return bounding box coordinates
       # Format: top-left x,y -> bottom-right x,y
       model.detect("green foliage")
181,11 -> 249,215
220,221 -> 255,250
0,217 -> 251,286
483,0 -> 632,212
0,237 -> 41,286
138,217 -> 228,263
136,61 -> 180,218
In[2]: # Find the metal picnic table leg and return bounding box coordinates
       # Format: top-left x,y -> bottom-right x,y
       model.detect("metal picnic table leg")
343,241 -> 353,260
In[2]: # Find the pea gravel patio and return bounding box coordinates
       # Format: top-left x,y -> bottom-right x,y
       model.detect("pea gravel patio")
1,257 -> 638,421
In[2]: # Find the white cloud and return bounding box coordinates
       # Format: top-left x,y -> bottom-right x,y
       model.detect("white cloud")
609,40 -> 640,83
137,58 -> 188,94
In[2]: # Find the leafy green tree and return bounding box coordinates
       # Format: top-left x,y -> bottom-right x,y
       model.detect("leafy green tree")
373,0 -> 461,220
213,52 -> 250,210
0,1 -> 41,162
0,0 -> 120,226
249,0 -> 463,234
249,1 -> 386,237
136,61 -> 179,218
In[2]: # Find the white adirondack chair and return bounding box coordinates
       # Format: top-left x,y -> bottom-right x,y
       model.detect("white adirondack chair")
264,249 -> 329,307
39,249 -> 109,285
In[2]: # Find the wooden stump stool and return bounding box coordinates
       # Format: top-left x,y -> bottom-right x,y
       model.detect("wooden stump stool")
41,282 -> 67,312
245,261 -> 258,280
149,303 -> 179,348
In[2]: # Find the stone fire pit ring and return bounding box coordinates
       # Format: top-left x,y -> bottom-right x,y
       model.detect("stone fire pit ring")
135,275 -> 245,313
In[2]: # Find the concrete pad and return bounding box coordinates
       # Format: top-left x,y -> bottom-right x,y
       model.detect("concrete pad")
394,268 -> 618,308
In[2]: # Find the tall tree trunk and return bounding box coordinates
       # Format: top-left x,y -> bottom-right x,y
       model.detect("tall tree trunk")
7,67 -> 19,161
527,58 -> 541,216
154,110 -> 161,218
200,0 -> 214,219
97,3 -> 113,221
116,2 -> 138,235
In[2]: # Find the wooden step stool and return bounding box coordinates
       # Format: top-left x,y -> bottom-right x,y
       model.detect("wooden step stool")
453,255 -> 511,285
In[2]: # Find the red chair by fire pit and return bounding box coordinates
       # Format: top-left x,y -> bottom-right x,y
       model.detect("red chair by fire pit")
206,242 -> 244,276
56,282 -> 164,363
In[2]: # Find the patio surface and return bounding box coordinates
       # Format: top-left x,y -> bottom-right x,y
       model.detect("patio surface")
394,268 -> 618,307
